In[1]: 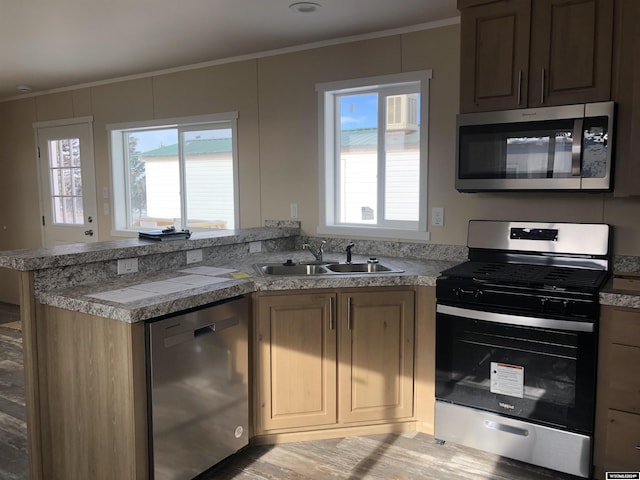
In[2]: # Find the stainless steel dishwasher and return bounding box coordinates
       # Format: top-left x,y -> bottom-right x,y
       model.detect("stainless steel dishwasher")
146,296 -> 249,480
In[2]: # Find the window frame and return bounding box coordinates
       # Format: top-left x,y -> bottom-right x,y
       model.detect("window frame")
107,112 -> 239,236
316,71 -> 432,241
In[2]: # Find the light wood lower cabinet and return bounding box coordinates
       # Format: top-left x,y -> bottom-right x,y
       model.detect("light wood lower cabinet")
254,288 -> 415,436
255,292 -> 338,431
338,290 -> 415,424
22,296 -> 148,480
594,306 -> 640,476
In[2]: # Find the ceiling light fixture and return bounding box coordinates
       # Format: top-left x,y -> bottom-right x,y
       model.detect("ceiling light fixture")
289,2 -> 321,13
16,84 -> 33,93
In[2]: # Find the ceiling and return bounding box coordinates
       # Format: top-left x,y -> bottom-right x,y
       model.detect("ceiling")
0,0 -> 459,103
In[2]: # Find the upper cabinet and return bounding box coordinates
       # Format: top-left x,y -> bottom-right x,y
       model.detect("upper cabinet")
612,0 -> 640,196
458,0 -> 615,113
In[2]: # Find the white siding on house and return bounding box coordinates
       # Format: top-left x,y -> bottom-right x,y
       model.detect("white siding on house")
146,159 -> 180,220
185,155 -> 234,227
144,153 -> 235,229
340,149 -> 419,224
385,151 -> 419,222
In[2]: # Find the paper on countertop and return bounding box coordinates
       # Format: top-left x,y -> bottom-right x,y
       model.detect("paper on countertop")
169,274 -> 231,286
86,273 -> 235,304
87,288 -> 160,303
178,266 -> 238,276
127,280 -> 196,295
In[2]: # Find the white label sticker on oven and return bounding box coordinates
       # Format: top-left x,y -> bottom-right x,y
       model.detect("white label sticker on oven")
490,362 -> 524,398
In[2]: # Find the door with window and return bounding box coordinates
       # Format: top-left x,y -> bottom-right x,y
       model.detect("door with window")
36,119 -> 99,246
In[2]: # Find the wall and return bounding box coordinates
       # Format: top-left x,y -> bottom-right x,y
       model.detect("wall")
1,22 -> 640,304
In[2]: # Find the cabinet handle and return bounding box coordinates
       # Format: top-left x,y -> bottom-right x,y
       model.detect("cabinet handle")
540,68 -> 545,104
329,296 -> 335,330
517,70 -> 522,105
347,297 -> 352,330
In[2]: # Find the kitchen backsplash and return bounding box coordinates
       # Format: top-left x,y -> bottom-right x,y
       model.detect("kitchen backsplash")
299,236 -> 468,263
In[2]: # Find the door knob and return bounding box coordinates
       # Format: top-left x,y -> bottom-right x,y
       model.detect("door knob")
84,229 -> 94,236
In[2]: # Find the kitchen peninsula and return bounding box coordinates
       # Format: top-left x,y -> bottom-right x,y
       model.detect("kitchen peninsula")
0,222 -> 460,480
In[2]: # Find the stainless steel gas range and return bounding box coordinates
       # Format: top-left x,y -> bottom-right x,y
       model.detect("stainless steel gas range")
435,220 -> 611,478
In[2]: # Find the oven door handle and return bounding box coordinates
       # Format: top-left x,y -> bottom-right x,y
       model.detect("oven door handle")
436,304 -> 594,333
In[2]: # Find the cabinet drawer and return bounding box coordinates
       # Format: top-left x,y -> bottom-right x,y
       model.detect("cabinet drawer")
609,344 -> 640,414
610,309 -> 640,347
604,410 -> 640,471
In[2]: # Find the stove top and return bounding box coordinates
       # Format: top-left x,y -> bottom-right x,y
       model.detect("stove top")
436,221 -> 611,321
440,261 -> 609,292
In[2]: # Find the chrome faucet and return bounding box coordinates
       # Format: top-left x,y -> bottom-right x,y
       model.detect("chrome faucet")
345,242 -> 355,263
302,240 -> 326,263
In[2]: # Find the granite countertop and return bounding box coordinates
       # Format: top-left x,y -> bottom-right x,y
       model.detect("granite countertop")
37,251 -> 459,323
600,281 -> 640,309
0,225 -> 299,271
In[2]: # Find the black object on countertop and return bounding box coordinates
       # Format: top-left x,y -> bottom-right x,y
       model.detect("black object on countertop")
138,226 -> 191,241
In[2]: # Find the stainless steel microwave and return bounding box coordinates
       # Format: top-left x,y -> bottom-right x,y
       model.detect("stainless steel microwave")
456,102 -> 614,192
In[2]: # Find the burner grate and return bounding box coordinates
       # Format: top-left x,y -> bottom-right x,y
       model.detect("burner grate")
442,262 -> 607,290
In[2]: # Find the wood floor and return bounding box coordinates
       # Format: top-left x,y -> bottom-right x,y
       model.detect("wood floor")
198,431 -> 576,480
0,320 -> 28,480
0,302 -> 576,480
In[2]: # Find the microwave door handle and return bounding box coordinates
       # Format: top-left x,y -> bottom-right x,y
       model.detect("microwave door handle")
571,118 -> 584,176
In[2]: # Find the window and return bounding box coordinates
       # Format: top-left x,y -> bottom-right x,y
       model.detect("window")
48,137 -> 84,224
108,113 -> 238,234
316,71 -> 431,240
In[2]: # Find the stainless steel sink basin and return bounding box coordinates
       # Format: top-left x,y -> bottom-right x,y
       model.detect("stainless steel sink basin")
254,261 -> 403,276
255,263 -> 329,276
324,262 -> 394,273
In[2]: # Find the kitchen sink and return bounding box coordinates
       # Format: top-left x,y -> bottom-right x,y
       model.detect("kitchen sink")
324,262 -> 395,273
253,261 -> 403,276
255,263 -> 329,276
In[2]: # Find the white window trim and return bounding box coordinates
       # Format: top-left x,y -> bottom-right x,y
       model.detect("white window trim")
316,70 -> 432,241
107,112 -> 239,237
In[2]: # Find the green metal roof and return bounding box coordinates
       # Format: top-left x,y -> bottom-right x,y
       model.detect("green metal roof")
139,138 -> 232,157
340,128 -> 420,147
138,128 -> 419,157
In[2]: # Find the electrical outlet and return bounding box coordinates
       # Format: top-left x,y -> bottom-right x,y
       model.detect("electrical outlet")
186,249 -> 203,264
432,207 -> 444,226
117,258 -> 139,275
290,203 -> 299,219
249,241 -> 262,253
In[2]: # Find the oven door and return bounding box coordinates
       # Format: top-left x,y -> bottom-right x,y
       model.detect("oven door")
435,304 -> 597,434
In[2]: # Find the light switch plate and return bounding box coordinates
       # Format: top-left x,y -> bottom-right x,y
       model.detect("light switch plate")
186,249 -> 203,264
432,207 -> 444,226
117,258 -> 139,275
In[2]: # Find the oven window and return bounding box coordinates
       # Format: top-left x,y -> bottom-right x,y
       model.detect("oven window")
436,312 -> 596,433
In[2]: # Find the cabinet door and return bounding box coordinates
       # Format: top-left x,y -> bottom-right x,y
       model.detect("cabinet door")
609,344 -> 640,414
338,290 -> 415,424
528,0 -> 614,107
604,410 -> 640,472
459,0 -> 531,112
256,293 -> 337,431
613,0 -> 640,196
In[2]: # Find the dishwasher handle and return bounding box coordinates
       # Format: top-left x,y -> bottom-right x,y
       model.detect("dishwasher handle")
164,316 -> 240,347
194,317 -> 239,337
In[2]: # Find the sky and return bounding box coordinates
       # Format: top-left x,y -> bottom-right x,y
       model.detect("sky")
340,93 -> 378,129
